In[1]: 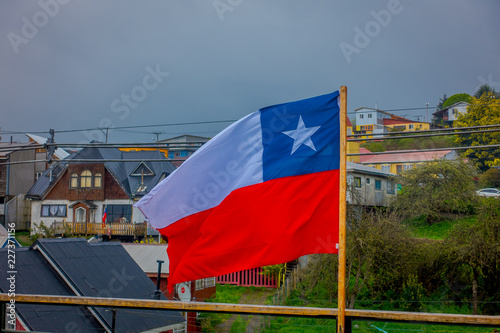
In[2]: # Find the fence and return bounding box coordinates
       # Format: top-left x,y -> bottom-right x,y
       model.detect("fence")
52,221 -> 147,237
217,267 -> 277,288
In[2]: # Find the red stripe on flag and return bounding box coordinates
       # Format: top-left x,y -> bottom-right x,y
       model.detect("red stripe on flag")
160,169 -> 339,290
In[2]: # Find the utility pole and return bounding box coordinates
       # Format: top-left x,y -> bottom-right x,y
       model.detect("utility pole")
100,128 -> 109,143
152,131 -> 164,150
46,129 -> 56,164
426,102 -> 429,123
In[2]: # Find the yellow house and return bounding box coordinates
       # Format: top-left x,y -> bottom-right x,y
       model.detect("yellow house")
346,117 -> 360,163
383,118 -> 430,132
353,107 -> 430,139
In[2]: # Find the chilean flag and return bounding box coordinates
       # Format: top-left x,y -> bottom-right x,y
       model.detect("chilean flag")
136,91 -> 341,290
102,206 -> 107,227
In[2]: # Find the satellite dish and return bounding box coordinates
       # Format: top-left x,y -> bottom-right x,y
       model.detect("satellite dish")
177,283 -> 191,302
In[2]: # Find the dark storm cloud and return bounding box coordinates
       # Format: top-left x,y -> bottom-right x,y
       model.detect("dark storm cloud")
1,0 -> 499,143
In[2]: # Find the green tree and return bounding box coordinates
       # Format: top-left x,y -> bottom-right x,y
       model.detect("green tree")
441,93 -> 471,109
391,159 -> 477,223
436,93 -> 448,110
474,84 -> 500,99
478,168 -> 500,188
442,199 -> 500,314
302,210 -> 417,309
454,94 -> 500,171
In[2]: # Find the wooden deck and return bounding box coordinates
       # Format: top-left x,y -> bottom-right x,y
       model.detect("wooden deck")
53,222 -> 147,237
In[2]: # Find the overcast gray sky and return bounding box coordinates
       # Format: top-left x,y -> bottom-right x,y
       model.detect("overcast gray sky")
1,0 -> 499,144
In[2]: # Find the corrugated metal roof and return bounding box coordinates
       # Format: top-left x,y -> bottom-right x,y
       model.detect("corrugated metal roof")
122,243 -> 169,274
361,150 -> 454,164
0,238 -> 185,332
347,161 -> 395,177
0,248 -> 112,332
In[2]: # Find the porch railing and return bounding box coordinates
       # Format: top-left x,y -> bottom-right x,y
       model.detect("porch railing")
52,222 -> 147,237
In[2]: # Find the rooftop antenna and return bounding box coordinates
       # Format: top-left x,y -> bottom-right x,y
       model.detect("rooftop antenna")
155,260 -> 165,299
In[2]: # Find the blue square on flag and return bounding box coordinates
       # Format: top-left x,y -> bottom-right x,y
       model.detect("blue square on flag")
260,92 -> 340,182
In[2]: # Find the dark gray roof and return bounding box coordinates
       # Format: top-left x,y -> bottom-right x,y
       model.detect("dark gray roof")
26,160 -> 70,198
0,247 -> 103,332
0,238 -> 185,332
26,147 -> 176,199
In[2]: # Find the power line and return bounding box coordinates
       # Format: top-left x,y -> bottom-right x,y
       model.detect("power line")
348,128 -> 500,142
348,124 -> 500,137
2,144 -> 500,166
2,102 -> 499,136
347,144 -> 500,157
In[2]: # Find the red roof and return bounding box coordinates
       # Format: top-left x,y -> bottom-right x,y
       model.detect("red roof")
383,118 -> 418,126
361,150 -> 454,164
359,147 -> 373,163
346,117 -> 353,127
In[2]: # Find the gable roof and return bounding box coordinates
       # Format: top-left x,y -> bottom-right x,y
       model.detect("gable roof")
26,147 -> 176,199
433,101 -> 469,116
0,238 -> 184,332
383,118 -> 420,126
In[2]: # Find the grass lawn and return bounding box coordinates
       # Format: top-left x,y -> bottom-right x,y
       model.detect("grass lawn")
407,216 -> 476,240
197,284 -> 248,332
15,231 -> 34,246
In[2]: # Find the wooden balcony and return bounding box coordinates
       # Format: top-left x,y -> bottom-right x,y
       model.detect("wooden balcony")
53,222 -> 147,237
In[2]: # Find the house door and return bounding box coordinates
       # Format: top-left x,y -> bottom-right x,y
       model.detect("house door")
75,207 -> 86,223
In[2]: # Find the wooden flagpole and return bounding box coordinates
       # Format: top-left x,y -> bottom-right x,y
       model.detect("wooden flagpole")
337,86 -> 348,332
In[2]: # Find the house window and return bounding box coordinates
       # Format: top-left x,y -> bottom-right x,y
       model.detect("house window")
409,124 -> 414,129
80,170 -> 92,188
75,207 -> 86,223
403,164 -> 413,170
368,114 -> 372,118
70,173 -> 79,188
387,181 -> 395,194
366,178 -> 371,185
105,205 -> 132,224
375,180 -> 381,190
354,177 -> 362,188
196,277 -> 216,290
396,165 -> 403,173
381,165 -> 390,172
41,205 -> 67,217
94,173 -> 102,188
359,114 -> 364,119
131,163 -> 154,177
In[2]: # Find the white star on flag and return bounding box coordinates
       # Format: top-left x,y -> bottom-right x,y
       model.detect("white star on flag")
282,116 -> 321,155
